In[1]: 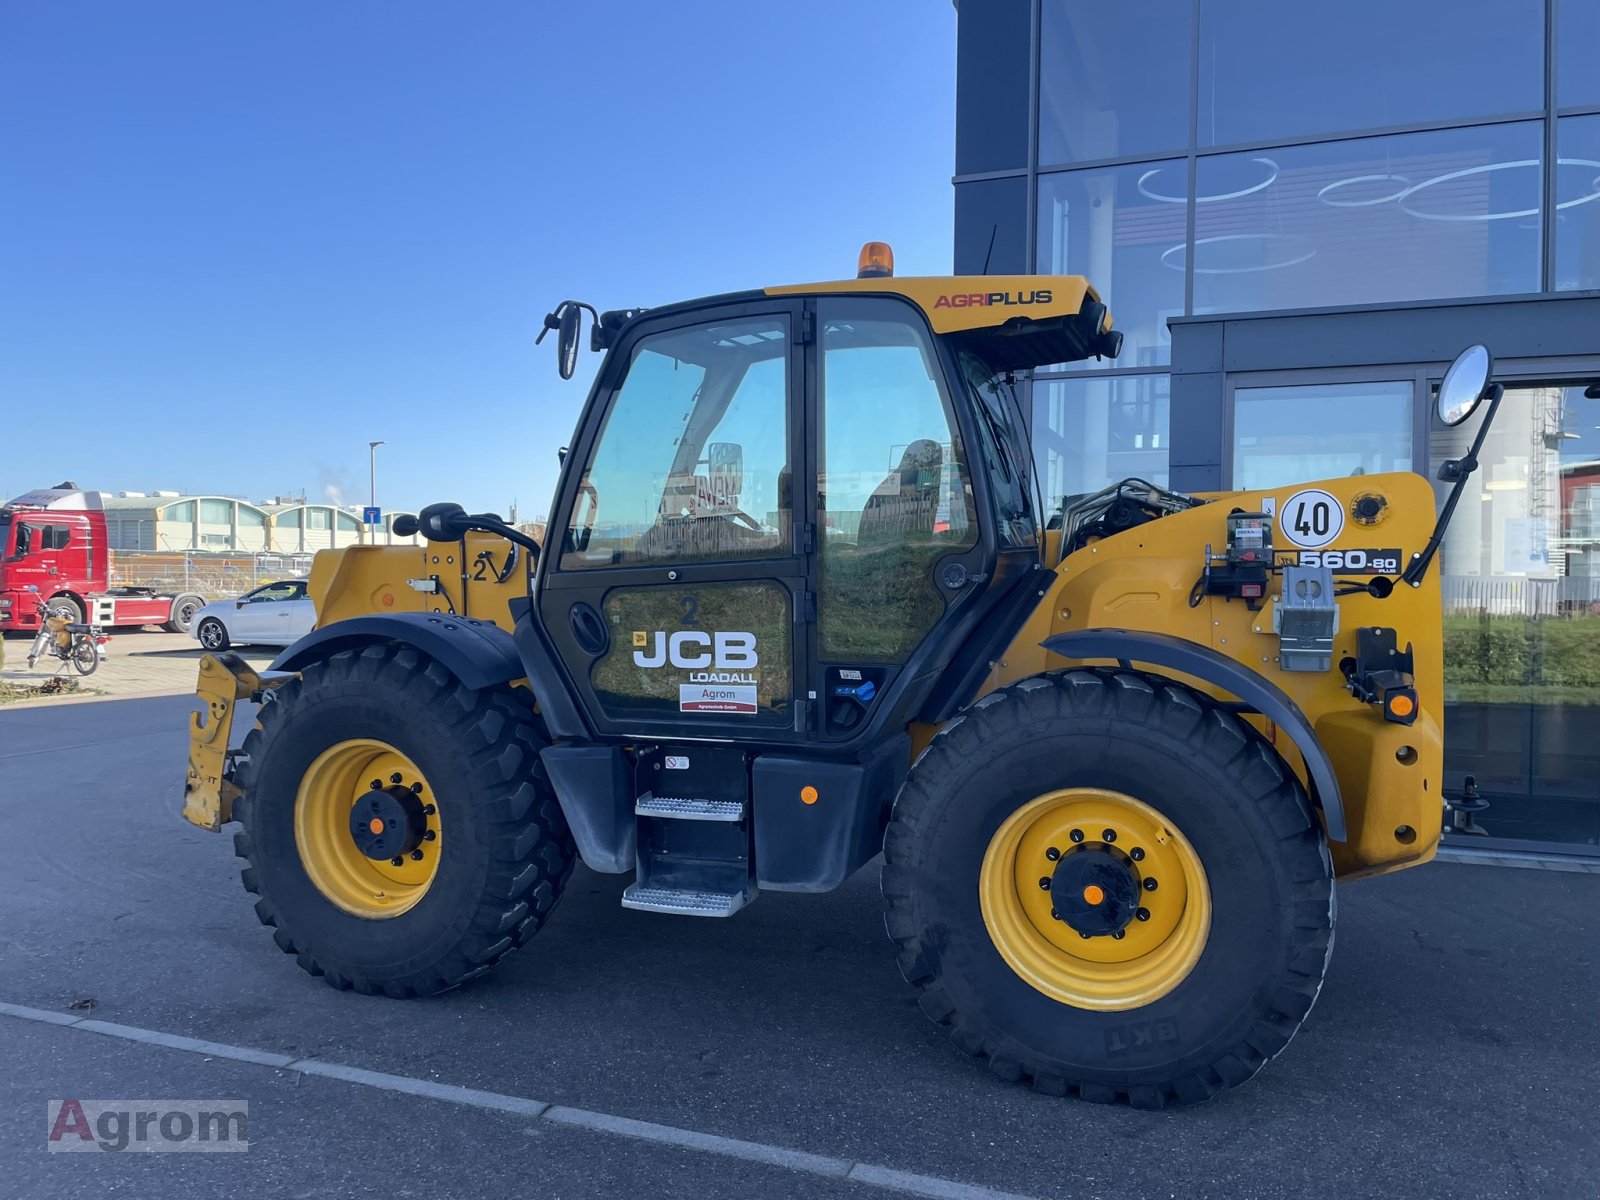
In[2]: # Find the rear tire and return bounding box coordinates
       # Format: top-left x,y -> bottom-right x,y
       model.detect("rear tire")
232,645 -> 576,996
882,668 -> 1334,1108
165,594 -> 204,633
197,618 -> 229,651
70,636 -> 98,676
49,594 -> 84,624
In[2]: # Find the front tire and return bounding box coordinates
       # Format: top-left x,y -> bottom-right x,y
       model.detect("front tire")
883,668 -> 1334,1108
49,594 -> 85,624
232,645 -> 576,996
197,618 -> 230,651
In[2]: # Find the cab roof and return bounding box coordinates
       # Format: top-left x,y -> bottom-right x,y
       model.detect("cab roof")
595,274 -> 1121,372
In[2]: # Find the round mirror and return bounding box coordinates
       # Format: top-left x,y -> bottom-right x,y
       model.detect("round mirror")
557,305 -> 581,381
1437,344 -> 1492,426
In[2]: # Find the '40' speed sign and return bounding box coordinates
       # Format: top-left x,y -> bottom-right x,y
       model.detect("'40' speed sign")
1279,489 -> 1344,549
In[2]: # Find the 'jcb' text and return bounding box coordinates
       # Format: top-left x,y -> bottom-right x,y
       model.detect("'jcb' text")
633,631 -> 758,671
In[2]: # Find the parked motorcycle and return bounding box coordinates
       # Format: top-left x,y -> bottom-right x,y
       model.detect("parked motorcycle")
23,589 -> 104,675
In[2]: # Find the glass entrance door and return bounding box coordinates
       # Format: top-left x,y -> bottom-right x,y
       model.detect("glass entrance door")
1436,381 -> 1600,846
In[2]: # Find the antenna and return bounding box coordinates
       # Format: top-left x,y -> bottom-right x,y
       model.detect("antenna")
980,224 -> 998,275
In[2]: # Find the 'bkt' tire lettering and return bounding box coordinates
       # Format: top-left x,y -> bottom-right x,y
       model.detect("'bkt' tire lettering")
1103,1019 -> 1180,1056
633,631 -> 757,670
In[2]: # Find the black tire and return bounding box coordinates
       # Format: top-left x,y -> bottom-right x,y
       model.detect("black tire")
197,618 -> 230,651
165,594 -> 204,634
49,594 -> 84,624
882,668 -> 1334,1109
70,636 -> 98,676
231,645 -> 576,996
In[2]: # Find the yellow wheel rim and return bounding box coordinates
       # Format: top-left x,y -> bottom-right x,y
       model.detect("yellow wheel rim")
979,787 -> 1210,1011
294,739 -> 442,919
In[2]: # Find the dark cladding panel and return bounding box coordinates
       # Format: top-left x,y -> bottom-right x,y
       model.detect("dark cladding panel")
955,177 -> 1029,275
955,0 -> 1032,175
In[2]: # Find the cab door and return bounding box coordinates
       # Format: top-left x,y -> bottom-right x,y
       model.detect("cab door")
538,299 -> 812,742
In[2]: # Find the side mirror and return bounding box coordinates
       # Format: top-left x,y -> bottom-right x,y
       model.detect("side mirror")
1437,344 -> 1492,426
391,513 -> 420,537
417,502 -> 471,542
557,306 -> 581,380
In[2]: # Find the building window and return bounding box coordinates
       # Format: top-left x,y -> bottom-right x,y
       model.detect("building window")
166,500 -> 195,523
1037,160 -> 1187,369
1192,122 -> 1544,316
1559,0 -> 1600,110
1196,0 -> 1543,149
307,509 -> 330,531
1033,373 -> 1170,508
238,508 -> 266,529
1038,0 -> 1191,166
1555,116 -> 1600,293
200,499 -> 232,525
337,512 -> 361,532
1231,380 -> 1413,490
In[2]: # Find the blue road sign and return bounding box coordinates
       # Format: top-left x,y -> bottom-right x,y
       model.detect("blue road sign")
363,506 -> 382,525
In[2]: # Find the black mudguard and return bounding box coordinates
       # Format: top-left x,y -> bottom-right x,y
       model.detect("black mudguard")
1041,628 -> 1346,842
272,613 -> 522,692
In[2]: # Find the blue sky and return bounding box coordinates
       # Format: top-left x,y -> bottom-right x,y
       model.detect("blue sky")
0,2 -> 957,520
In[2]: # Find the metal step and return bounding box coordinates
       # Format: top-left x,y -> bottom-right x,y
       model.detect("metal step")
635,795 -> 745,822
620,884 -> 749,917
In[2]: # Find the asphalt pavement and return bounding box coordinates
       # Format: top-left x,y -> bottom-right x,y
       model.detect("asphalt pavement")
1,694 -> 1597,1199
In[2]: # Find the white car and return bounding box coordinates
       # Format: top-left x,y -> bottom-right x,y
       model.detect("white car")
191,579 -> 316,651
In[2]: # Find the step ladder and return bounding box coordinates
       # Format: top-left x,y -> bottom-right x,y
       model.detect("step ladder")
620,747 -> 755,917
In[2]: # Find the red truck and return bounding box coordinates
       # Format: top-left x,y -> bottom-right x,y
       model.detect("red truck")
0,483 -> 206,633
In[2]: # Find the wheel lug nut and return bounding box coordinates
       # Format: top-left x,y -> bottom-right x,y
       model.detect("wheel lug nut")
423,830 -> 437,842
1130,847 -> 1145,861
1038,876 -> 1052,890
411,782 -> 424,794
1069,829 -> 1085,844
390,772 -> 403,784
369,779 -> 383,790
1143,877 -> 1158,892
1050,909 -> 1061,920
422,803 -> 436,815
1045,846 -> 1061,861
1102,828 -> 1117,843
1079,932 -> 1092,940
1113,929 -> 1126,940
390,856 -> 404,867
1136,908 -> 1151,921
410,849 -> 424,861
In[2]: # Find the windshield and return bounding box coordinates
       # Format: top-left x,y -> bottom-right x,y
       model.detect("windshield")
957,350 -> 1040,550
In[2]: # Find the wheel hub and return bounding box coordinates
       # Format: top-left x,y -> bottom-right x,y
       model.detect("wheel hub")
294,740 -> 442,919
350,784 -> 428,861
1050,845 -> 1141,937
979,787 -> 1211,1011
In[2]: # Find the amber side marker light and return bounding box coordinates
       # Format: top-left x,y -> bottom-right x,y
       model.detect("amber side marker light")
1385,690 -> 1418,725
857,241 -> 894,278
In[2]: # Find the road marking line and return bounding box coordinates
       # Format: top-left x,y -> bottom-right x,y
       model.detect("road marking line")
0,1001 -> 1035,1200
295,1059 -> 550,1117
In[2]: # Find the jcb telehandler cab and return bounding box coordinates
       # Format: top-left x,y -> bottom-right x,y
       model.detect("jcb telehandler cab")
184,244 -> 1503,1107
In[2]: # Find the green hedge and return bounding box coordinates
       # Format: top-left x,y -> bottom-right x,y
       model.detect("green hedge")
1443,614 -> 1600,703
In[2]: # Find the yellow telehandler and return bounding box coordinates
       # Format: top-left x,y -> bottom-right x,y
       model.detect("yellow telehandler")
185,242 -> 1504,1107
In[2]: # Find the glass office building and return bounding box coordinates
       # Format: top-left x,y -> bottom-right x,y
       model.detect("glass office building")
955,0 -> 1600,855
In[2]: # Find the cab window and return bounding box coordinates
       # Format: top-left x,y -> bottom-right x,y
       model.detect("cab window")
562,315 -> 791,570
817,297 -> 976,663
959,351 -> 1038,551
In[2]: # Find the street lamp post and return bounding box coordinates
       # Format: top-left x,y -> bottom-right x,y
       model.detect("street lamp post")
368,440 -> 386,545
